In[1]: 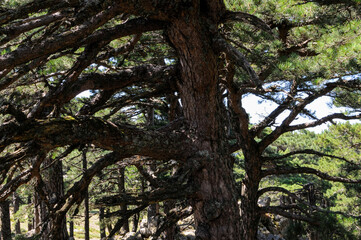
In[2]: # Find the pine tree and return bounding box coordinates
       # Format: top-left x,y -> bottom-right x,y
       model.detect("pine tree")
1,0 -> 361,239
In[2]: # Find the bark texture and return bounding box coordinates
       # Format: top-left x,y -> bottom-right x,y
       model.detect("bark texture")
167,3 -> 241,239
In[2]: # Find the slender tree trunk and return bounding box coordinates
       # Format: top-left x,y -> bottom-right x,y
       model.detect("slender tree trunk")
132,212 -> 140,233
164,200 -> 177,239
106,208 -> 113,235
82,149 -> 90,240
147,163 -> 159,235
69,220 -> 74,239
164,167 -> 178,239
41,159 -> 69,240
240,153 -> 262,239
34,194 -> 40,234
99,207 -> 106,239
240,174 -> 261,239
27,195 -> 33,232
117,166 -> 129,233
0,200 -> 12,240
167,12 -> 242,239
13,192 -> 21,234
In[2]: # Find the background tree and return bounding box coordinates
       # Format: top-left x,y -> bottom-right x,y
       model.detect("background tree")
1,0 -> 361,240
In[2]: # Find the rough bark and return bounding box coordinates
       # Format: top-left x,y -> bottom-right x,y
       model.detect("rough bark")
167,3 -> 241,239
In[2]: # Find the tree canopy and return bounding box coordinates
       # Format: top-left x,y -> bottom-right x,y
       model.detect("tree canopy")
1,0 -> 361,239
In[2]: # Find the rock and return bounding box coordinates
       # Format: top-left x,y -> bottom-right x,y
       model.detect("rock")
258,197 -> 271,207
175,229 -> 195,240
124,231 -> 143,240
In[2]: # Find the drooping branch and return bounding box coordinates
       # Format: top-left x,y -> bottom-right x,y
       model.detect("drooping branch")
47,151 -> 130,238
0,10 -> 66,45
0,102 -> 27,123
258,186 -> 301,199
222,11 -> 273,35
285,112 -> 361,132
258,186 -> 361,219
259,206 -> 317,224
95,184 -> 194,207
0,10 -> 165,72
0,0 -> 79,25
213,36 -> 261,87
300,0 -> 360,6
153,206 -> 193,238
0,150 -> 45,201
0,57 -> 46,90
258,79 -> 361,151
262,148 -> 355,164
106,205 -> 148,239
0,5 -> 121,71
28,64 -> 177,117
262,166 -> 361,183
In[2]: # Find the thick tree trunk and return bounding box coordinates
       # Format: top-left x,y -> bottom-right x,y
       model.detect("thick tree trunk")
0,200 -> 12,240
167,11 -> 242,239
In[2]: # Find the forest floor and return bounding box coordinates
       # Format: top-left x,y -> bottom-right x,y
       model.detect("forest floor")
13,210 -> 103,240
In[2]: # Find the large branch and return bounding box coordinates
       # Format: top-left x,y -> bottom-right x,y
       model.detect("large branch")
0,116 -> 194,161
